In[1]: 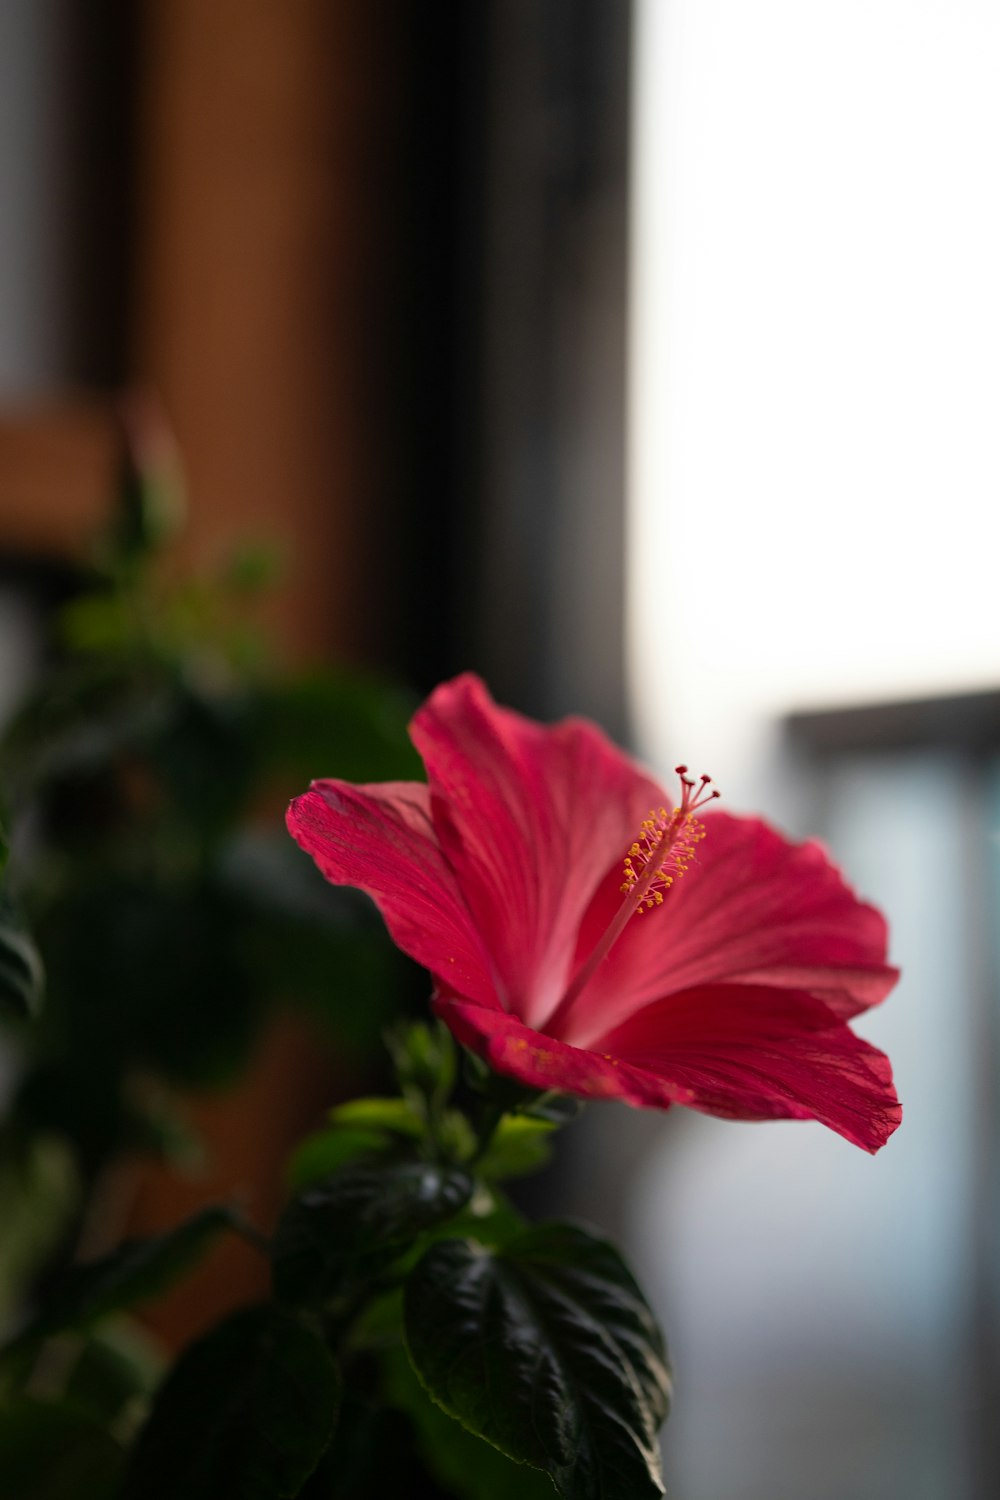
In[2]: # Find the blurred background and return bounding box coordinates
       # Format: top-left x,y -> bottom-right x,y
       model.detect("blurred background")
0,2 -> 997,1497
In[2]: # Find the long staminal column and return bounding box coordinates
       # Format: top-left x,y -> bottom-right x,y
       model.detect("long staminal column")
545,767 -> 719,1033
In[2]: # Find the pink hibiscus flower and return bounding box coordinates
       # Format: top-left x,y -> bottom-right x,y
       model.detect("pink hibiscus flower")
287,674 -> 901,1152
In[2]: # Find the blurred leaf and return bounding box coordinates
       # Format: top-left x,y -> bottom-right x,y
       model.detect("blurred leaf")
248,670 -> 420,788
37,876 -> 268,1092
245,912 -> 399,1056
522,1093 -> 583,1128
105,395 -> 185,568
476,1115 -> 556,1180
387,1019 -> 456,1113
222,543 -> 283,595
289,1098 -> 480,1185
122,1084 -> 204,1170
60,592 -> 138,654
121,1306 -> 339,1500
0,1400 -> 124,1500
329,1097 -> 424,1136
287,1127 -> 393,1190
14,1061 -> 130,1180
0,661 -> 172,803
433,1108 -> 478,1163
147,683 -> 255,834
3,1206 -> 236,1360
0,1136 -> 80,1340
445,1187 -> 526,1248
273,1161 -> 474,1307
0,893 -> 44,1021
62,1321 -> 163,1427
404,1222 -> 672,1500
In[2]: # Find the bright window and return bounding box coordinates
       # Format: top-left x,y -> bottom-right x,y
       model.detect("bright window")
629,0 -> 1000,807
627,5 -> 1000,1494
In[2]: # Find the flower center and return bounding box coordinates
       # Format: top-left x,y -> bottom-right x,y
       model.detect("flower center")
544,767 -> 719,1033
621,801 -> 707,912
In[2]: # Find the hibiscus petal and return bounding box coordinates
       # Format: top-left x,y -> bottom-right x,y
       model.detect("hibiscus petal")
287,782 -> 496,1006
437,987 -> 900,1152
411,674 -> 665,1029
598,983 -> 901,1153
559,811 -> 898,1047
435,997 -> 692,1108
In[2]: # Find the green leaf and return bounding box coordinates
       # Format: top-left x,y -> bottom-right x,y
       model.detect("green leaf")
2,1206 -> 236,1359
287,1126 -> 392,1189
345,1190 -> 526,1330
383,1343 -> 556,1500
273,1161 -> 474,1306
0,893 -> 44,1022
386,1019 -> 456,1110
522,1092 -> 583,1127
248,670 -> 420,788
222,542 -> 283,595
0,1400 -> 124,1500
62,1321 -> 163,1426
296,1355 -> 426,1498
404,1222 -> 672,1500
289,1098 -> 478,1188
328,1096 -> 424,1136
121,1305 -> 339,1500
0,1136 -> 80,1339
446,1187 -> 527,1248
477,1115 -> 556,1179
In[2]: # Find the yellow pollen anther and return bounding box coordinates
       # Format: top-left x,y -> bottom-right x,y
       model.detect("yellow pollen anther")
618,768 -> 719,917
544,767 -> 721,1031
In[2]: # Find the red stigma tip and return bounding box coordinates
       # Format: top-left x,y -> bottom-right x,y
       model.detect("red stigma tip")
674,764 -> 688,775
700,774 -> 712,783
710,789 -> 720,798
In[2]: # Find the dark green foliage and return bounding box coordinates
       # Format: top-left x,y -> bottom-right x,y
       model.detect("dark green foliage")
287,1124 -> 397,1189
0,1400 -> 124,1500
2,1206 -> 236,1360
404,1223 -> 672,1500
0,471 -> 420,1259
383,1344 -> 557,1500
0,1136 -> 79,1337
386,1018 -> 458,1115
0,828 -> 43,1022
476,1114 -> 557,1180
0,907 -> 43,1022
0,475 -> 677,1496
248,671 -> 423,788
287,1095 -> 433,1187
121,1306 -> 340,1500
273,1161 -> 475,1306
60,1324 -> 162,1427
298,1356 -> 438,1498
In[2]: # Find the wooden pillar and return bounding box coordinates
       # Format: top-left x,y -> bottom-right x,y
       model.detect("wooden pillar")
133,0 -> 403,664
121,0 -> 406,1344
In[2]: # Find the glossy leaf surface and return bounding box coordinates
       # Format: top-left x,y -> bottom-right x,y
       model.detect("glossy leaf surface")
273,1160 -> 474,1305
122,1305 -> 339,1500
0,894 -> 43,1022
404,1222 -> 671,1500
